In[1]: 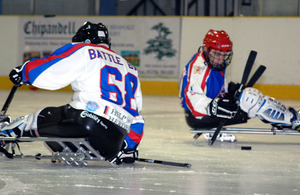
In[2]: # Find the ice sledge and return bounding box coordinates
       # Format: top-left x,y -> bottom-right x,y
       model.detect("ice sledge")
0,137 -> 105,166
0,136 -> 192,168
191,127 -> 300,140
0,85 -> 191,168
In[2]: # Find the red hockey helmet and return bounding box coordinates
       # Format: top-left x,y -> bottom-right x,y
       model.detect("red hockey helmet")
203,29 -> 233,71
203,29 -> 232,52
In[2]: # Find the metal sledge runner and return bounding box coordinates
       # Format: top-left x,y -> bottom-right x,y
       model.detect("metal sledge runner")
191,127 -> 300,140
0,137 -> 105,166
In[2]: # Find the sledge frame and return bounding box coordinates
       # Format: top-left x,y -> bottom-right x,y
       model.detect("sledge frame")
191,127 -> 300,140
0,137 -> 105,166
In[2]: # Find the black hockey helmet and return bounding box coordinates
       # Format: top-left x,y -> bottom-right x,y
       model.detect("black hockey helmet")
72,21 -> 111,48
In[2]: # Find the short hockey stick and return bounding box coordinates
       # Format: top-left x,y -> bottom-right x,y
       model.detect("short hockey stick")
209,50 -> 257,146
136,158 -> 191,168
246,65 -> 266,88
32,153 -> 192,168
241,50 -> 257,86
208,119 -> 226,146
235,50 -> 258,99
0,84 -> 20,117
25,154 -> 193,168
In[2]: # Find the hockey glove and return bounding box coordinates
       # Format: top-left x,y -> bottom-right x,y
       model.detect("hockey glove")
227,81 -> 242,98
9,65 -> 23,85
207,96 -> 239,119
110,148 -> 138,165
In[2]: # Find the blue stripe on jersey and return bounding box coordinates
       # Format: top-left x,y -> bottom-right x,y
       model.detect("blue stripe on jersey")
125,122 -> 144,149
130,122 -> 144,135
180,71 -> 189,110
51,43 -> 76,56
179,53 -> 198,110
206,69 -> 225,99
27,58 -> 62,84
25,43 -> 83,84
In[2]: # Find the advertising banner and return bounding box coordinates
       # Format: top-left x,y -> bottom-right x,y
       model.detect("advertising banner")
19,16 -> 180,80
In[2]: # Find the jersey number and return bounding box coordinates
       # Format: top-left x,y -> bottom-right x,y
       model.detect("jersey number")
100,66 -> 138,116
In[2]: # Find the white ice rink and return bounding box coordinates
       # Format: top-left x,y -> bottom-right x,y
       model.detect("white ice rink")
0,89 -> 300,195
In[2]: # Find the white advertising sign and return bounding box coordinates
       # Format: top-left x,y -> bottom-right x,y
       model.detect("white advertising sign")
19,16 -> 180,80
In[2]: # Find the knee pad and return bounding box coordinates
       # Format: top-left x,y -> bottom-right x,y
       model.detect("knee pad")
239,88 -> 293,127
239,88 -> 264,118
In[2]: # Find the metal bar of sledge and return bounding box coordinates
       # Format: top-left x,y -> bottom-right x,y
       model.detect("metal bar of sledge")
191,127 -> 300,135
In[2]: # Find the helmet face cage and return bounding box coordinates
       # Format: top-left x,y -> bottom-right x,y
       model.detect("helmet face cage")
207,49 -> 233,71
203,29 -> 233,71
72,22 -> 111,48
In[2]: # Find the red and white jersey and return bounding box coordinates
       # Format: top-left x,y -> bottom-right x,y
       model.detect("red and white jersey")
22,43 -> 142,132
179,51 -> 228,118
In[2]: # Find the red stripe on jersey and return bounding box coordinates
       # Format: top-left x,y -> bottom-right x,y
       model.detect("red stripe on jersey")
201,66 -> 211,91
24,44 -> 114,82
97,45 -> 115,53
216,85 -> 225,98
128,129 -> 143,144
24,44 -> 87,81
184,52 -> 206,117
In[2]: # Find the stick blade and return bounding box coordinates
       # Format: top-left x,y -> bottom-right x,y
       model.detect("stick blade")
136,158 -> 191,168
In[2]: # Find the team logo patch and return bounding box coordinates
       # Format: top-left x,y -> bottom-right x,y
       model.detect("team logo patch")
85,101 -> 99,112
193,65 -> 204,74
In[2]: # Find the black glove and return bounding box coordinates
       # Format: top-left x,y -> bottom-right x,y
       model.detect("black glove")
110,147 -> 138,165
207,96 -> 239,119
9,65 -> 23,85
227,81 -> 242,98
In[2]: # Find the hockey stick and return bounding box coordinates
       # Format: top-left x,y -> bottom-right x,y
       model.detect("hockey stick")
209,50 -> 257,146
136,158 -> 191,168
241,50 -> 257,87
235,50 -> 258,98
0,85 -> 21,158
18,154 -> 193,168
246,65 -> 266,88
0,84 -> 20,116
208,120 -> 226,146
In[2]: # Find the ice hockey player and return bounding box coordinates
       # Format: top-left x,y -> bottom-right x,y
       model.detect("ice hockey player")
0,21 -> 144,164
179,29 -> 299,130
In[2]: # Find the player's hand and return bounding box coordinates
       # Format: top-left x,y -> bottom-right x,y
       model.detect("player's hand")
207,96 -> 239,119
9,65 -> 23,85
227,81 -> 242,98
110,148 -> 138,165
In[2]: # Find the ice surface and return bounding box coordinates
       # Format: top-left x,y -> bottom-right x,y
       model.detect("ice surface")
0,90 -> 299,195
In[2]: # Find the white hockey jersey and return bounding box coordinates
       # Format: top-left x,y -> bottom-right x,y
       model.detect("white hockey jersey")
22,43 -> 142,132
